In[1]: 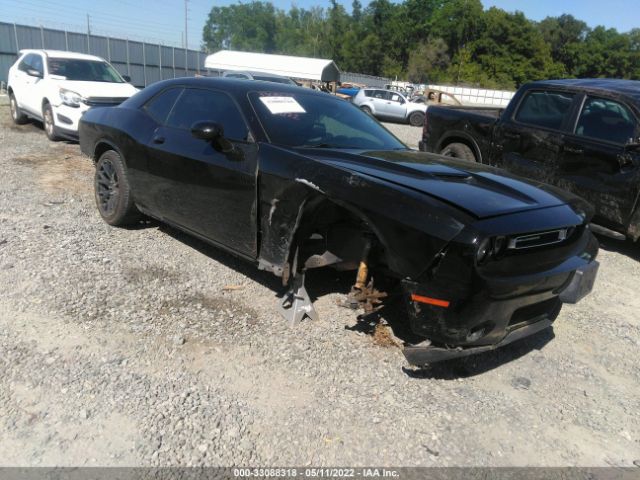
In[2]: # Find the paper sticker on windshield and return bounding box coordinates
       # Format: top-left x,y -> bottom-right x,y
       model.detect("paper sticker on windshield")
259,96 -> 306,114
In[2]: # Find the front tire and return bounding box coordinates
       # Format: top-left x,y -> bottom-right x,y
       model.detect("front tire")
94,150 -> 141,226
9,92 -> 28,125
360,105 -> 372,115
440,142 -> 477,162
43,102 -> 61,141
408,111 -> 425,127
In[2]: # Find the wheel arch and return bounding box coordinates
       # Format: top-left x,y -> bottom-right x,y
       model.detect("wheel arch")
258,188 -> 393,280
92,140 -> 125,165
437,132 -> 482,162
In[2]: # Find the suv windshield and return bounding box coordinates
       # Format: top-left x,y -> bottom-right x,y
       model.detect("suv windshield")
249,91 -> 406,150
47,58 -> 124,83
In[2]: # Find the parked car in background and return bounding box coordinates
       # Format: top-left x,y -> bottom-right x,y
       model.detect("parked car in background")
352,88 -> 427,126
79,77 -> 598,366
7,49 -> 138,141
221,70 -> 298,86
421,79 -> 640,241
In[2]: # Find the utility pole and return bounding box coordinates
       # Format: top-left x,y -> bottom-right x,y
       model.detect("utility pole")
184,0 -> 189,74
184,0 -> 188,50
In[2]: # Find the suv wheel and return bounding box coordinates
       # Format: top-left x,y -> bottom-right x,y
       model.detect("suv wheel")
43,103 -> 61,141
9,92 -> 28,125
408,111 -> 425,127
441,142 -> 477,162
94,150 -> 141,226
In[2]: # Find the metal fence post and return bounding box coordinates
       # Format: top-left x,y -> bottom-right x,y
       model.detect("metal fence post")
142,42 -> 147,87
13,23 -> 19,51
172,46 -> 175,78
65,29 -> 69,50
107,36 -> 111,62
158,43 -> 162,79
40,25 -> 44,48
126,38 -> 130,76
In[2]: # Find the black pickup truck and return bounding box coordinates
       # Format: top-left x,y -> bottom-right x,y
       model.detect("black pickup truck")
420,79 -> 640,240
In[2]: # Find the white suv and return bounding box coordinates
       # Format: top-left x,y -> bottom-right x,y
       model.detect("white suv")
7,50 -> 138,141
352,88 -> 427,126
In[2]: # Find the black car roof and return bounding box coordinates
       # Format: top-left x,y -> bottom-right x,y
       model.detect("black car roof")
527,78 -> 640,103
125,76 -> 325,109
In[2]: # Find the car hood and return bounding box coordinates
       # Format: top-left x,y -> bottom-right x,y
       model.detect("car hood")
54,80 -> 138,98
295,148 -> 580,219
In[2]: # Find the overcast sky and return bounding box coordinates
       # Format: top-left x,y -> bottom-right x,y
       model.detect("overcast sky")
1,0 -> 638,49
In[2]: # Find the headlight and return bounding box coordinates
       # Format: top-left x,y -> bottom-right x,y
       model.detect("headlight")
476,238 -> 491,264
476,236 -> 506,264
59,89 -> 83,108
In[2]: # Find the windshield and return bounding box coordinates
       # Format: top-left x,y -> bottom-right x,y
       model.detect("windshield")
249,91 -> 406,150
47,58 -> 124,83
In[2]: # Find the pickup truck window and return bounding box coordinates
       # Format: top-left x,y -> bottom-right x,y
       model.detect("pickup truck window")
514,90 -> 575,130
575,97 -> 637,145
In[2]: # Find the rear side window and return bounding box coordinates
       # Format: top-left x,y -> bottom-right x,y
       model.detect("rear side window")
575,97 -> 637,144
514,90 -> 575,130
166,88 -> 249,140
143,87 -> 182,124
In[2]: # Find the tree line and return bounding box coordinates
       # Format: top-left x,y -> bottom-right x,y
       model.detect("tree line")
202,0 -> 640,89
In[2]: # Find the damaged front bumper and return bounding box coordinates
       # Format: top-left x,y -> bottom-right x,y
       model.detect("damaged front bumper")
401,260 -> 599,366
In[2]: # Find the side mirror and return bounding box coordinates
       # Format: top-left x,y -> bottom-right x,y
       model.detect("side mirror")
27,68 -> 42,78
122,75 -> 131,83
191,121 -> 239,157
191,121 -> 223,141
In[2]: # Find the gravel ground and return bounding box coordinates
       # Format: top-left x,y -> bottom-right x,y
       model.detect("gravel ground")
382,121 -> 422,149
0,100 -> 639,467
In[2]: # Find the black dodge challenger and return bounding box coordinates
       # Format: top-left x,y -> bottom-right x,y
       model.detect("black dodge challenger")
79,77 -> 599,365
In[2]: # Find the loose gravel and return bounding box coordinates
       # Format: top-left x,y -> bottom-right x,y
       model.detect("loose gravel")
0,99 -> 639,467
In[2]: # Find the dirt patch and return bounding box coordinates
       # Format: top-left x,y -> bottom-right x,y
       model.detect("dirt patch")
373,322 -> 398,347
11,144 -> 93,196
122,264 -> 181,284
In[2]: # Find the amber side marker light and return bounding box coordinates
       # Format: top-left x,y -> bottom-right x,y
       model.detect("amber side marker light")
411,294 -> 450,308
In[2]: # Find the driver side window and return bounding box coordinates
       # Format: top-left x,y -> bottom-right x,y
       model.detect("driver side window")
165,88 -> 249,141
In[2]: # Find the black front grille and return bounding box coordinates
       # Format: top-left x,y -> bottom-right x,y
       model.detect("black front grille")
507,228 -> 572,250
84,97 -> 128,107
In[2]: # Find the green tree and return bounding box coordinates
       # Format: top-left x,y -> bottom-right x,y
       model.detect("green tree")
406,38 -> 450,83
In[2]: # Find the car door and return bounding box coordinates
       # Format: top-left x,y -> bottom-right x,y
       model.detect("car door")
492,89 -> 577,182
369,90 -> 390,116
144,87 -> 259,257
384,92 -> 408,120
558,95 -> 640,230
15,54 -> 44,116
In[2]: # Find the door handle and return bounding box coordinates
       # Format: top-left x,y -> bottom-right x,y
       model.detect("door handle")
503,131 -> 520,140
564,146 -> 584,155
152,135 -> 165,144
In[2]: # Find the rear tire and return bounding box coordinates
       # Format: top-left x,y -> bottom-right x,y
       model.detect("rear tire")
94,150 -> 141,226
360,105 -> 372,115
440,142 -> 477,162
408,111 -> 425,127
43,102 -> 61,141
9,92 -> 28,125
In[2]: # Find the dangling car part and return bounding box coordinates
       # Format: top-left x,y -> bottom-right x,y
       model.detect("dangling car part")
79,77 -> 600,367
